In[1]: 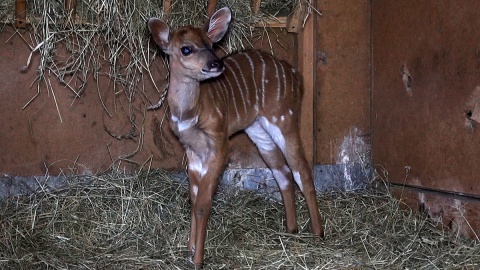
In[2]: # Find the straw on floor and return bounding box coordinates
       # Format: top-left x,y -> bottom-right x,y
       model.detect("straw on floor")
1,169 -> 479,269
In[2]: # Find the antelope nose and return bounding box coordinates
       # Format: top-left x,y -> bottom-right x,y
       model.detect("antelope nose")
209,59 -> 223,71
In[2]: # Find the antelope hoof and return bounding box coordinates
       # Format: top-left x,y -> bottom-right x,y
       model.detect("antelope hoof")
314,227 -> 325,239
188,246 -> 195,259
194,262 -> 204,270
286,227 -> 298,234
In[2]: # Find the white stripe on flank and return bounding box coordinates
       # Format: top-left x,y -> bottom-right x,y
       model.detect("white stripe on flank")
216,78 -> 228,108
258,52 -> 266,107
290,67 -> 295,92
229,57 -> 250,106
244,53 -> 259,111
225,60 -> 247,116
272,56 -> 281,102
210,83 -> 224,116
222,65 -> 240,123
279,62 -> 287,99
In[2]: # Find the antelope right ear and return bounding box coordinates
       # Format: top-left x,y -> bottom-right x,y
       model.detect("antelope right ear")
204,7 -> 232,43
148,18 -> 171,52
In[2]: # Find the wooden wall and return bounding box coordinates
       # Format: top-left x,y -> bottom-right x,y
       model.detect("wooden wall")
315,0 -> 371,165
372,0 -> 480,237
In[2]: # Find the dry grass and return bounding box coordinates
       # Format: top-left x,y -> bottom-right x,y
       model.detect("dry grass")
17,0 -> 305,110
1,169 -> 479,269
0,0 -> 14,30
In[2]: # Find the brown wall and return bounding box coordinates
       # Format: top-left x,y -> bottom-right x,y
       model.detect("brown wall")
315,0 -> 371,165
372,0 -> 480,195
0,26 -> 182,176
372,0 -> 480,236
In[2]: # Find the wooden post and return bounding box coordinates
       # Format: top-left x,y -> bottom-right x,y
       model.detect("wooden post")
252,0 -> 261,15
207,0 -> 218,16
15,0 -> 27,29
287,2 -> 305,33
65,0 -> 77,23
163,0 -> 172,18
297,1 -> 316,166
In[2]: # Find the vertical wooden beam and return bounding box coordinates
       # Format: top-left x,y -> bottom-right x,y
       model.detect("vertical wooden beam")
287,1 -> 305,33
65,0 -> 77,23
297,1 -> 316,167
207,0 -> 218,16
15,0 -> 27,29
163,0 -> 172,18
252,0 -> 262,15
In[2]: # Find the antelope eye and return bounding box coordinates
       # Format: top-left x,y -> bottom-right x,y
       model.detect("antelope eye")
181,46 -> 192,56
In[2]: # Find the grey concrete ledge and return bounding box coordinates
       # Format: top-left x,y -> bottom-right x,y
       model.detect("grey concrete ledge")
1,163 -> 372,201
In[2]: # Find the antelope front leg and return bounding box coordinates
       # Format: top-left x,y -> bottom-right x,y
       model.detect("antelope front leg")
187,169 -> 199,259
185,147 -> 227,268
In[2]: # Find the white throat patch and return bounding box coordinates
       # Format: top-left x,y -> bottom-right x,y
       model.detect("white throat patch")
171,115 -> 199,132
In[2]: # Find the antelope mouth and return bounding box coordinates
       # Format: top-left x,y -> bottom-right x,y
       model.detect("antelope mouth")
201,68 -> 224,77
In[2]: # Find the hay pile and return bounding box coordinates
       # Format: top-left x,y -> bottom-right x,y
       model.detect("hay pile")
0,1 -> 13,30
1,170 -> 479,269
15,0 -> 304,106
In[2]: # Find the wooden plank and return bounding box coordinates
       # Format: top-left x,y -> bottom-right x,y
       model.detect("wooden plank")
372,0 -> 480,196
163,0 -> 172,17
65,0 -> 77,23
252,0 -> 262,15
286,1 -> 305,33
315,0 -> 371,164
207,0 -> 218,16
297,1 -> 316,167
15,0 -> 26,28
255,17 -> 287,28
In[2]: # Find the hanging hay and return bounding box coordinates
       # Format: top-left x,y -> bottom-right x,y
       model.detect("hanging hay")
0,1 -> 14,31
261,0 -> 299,17
16,0 -> 307,104
1,170 -> 479,269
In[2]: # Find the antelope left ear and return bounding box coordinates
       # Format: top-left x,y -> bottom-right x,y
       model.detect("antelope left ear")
204,7 -> 232,43
148,18 -> 171,52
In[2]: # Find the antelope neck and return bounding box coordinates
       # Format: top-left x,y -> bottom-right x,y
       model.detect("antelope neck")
167,73 -> 201,120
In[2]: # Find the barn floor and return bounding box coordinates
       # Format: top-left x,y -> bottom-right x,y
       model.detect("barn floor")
1,170 -> 479,269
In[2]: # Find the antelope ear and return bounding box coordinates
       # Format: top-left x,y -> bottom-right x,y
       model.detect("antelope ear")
148,18 -> 170,52
204,7 -> 232,43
